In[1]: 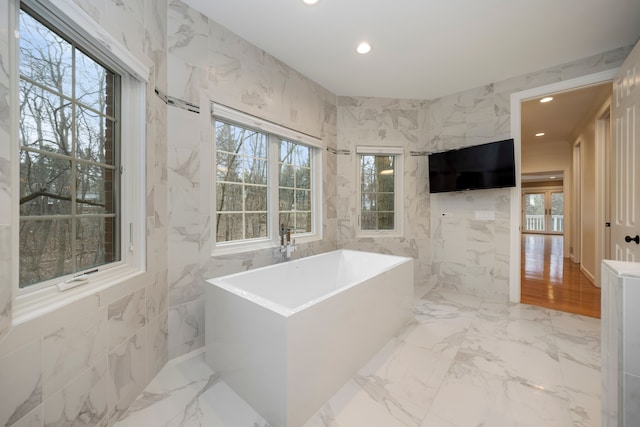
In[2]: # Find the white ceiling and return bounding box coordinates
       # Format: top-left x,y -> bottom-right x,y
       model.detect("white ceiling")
521,82 -> 612,147
184,0 -> 640,100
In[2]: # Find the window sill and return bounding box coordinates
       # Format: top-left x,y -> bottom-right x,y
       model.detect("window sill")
356,231 -> 404,238
212,234 -> 321,257
13,266 -> 152,326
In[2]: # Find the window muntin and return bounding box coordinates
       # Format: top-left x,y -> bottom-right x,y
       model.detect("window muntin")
279,140 -> 312,235
18,6 -> 121,288
215,121 -> 269,242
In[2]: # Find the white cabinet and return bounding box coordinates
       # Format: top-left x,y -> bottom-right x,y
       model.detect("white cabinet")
601,260 -> 640,426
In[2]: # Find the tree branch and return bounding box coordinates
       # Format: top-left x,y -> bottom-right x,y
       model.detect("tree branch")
20,190 -> 106,208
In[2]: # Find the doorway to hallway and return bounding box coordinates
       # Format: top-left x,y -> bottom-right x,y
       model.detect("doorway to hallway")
520,234 -> 601,318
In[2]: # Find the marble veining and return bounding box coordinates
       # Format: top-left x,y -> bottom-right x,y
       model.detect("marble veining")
108,288 -> 147,352
115,291 -> 601,427
0,340 -> 42,427
43,356 -> 108,426
42,308 -> 107,398
108,330 -> 146,423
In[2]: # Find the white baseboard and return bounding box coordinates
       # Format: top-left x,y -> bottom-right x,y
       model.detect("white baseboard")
580,264 -> 596,286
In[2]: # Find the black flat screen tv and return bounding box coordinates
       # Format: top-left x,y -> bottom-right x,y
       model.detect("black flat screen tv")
428,139 -> 516,193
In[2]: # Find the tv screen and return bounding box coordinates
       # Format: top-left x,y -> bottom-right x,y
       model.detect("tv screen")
428,139 -> 516,193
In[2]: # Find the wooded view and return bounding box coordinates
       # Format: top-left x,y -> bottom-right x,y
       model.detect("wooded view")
215,121 -> 312,243
19,9 -> 119,287
360,154 -> 395,230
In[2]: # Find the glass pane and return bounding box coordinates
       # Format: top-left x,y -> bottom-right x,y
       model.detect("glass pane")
279,163 -> 295,187
75,50 -> 114,114
296,167 -> 311,189
361,192 -> 376,212
361,212 -> 377,230
19,10 -> 73,96
215,121 -> 241,153
361,155 -> 375,175
551,192 -> 564,232
216,183 -> 243,212
76,217 -> 117,271
216,213 -> 243,242
378,212 -> 395,230
378,193 -> 395,212
279,213 -> 293,230
245,185 -> 268,212
295,212 -> 311,233
20,151 -> 73,216
280,140 -> 294,163
20,81 -> 73,155
216,153 -> 241,183
19,218 -> 72,287
244,131 -> 267,159
76,163 -> 115,214
294,144 -> 310,166
243,158 -> 267,184
379,174 -> 395,192
76,106 -> 110,163
524,193 -> 545,232
245,213 -> 267,239
376,156 -> 394,173
295,190 -> 310,211
279,188 -> 294,211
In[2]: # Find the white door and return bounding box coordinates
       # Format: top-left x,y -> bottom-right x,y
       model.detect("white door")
522,189 -> 564,234
612,41 -> 640,261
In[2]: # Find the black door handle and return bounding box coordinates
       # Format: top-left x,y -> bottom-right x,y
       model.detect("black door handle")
625,235 -> 640,244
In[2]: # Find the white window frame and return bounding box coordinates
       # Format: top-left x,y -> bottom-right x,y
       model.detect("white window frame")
356,145 -> 404,238
211,103 -> 323,255
11,0 -> 149,322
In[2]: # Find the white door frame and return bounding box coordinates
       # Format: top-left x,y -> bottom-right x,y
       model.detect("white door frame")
573,140 -> 582,264
509,69 -> 617,303
595,105 -> 611,286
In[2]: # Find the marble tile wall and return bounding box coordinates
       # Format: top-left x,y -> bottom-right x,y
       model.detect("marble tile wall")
0,0 -> 635,425
336,97 -> 431,294
165,0 -> 338,360
0,0 -> 168,425
336,46 -> 632,300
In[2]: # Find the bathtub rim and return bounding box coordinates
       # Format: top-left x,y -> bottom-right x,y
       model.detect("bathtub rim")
206,249 -> 413,318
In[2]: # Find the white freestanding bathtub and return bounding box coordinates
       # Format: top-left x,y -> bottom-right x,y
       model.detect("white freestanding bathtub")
205,249 -> 414,427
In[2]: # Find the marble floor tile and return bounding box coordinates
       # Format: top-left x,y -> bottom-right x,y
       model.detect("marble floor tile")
114,290 -> 601,427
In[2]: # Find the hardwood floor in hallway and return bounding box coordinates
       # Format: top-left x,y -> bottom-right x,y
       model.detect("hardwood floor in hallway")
521,233 -> 601,318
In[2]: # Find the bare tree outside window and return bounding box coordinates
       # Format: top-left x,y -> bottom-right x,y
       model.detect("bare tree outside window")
215,121 -> 268,242
360,154 -> 395,231
18,7 -> 120,287
279,140 -> 312,234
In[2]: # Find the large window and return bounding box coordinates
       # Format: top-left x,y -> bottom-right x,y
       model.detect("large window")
213,105 -> 322,252
215,121 -> 268,242
15,1 -> 147,295
357,146 -> 404,236
279,141 -> 312,233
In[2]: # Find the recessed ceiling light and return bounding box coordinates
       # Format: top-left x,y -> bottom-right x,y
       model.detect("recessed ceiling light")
356,42 -> 371,54
535,132 -> 545,137
540,97 -> 553,103
302,0 -> 318,4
